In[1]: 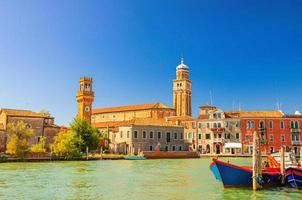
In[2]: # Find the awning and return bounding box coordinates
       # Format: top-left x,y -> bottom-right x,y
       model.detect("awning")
224,143 -> 242,148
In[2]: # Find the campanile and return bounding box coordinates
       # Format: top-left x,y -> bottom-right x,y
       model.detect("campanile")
173,57 -> 192,116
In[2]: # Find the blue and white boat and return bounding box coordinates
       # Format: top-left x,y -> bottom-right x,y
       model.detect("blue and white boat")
285,167 -> 302,188
210,158 -> 281,188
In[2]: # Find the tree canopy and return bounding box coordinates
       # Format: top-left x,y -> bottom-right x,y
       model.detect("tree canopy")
6,121 -> 34,158
70,118 -> 99,153
51,131 -> 81,159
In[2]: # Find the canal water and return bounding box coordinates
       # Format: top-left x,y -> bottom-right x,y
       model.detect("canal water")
0,158 -> 301,200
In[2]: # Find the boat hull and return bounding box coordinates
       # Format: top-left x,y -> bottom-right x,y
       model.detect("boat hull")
286,167 -> 302,188
124,156 -> 147,160
210,159 -> 281,188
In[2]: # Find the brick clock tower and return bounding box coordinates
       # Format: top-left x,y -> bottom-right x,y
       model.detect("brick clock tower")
173,57 -> 192,116
76,77 -> 94,124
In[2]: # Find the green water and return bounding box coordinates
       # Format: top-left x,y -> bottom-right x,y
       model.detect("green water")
0,158 -> 301,200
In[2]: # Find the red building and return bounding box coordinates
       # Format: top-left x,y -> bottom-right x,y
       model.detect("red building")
229,110 -> 302,155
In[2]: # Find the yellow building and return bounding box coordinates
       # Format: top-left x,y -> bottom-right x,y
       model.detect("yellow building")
92,102 -> 175,123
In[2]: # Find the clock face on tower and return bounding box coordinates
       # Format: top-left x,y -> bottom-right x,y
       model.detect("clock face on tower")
85,106 -> 90,112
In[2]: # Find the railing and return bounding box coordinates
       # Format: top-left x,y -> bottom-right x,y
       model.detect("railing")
258,128 -> 267,132
291,140 -> 301,145
213,138 -> 224,143
290,128 -> 301,133
210,128 -> 225,133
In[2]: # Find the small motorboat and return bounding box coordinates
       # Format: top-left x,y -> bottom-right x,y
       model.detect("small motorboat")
285,167 -> 302,188
124,150 -> 147,160
210,158 -> 281,188
124,155 -> 147,160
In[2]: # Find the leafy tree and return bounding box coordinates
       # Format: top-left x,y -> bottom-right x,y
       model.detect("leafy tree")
6,121 -> 34,158
39,109 -> 51,117
31,136 -> 46,153
51,131 -> 81,159
70,118 -> 99,153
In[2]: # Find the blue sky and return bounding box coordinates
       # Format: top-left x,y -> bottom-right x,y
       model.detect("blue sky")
0,0 -> 302,125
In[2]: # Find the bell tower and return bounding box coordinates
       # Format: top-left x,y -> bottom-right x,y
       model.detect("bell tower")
76,77 -> 94,124
173,57 -> 192,116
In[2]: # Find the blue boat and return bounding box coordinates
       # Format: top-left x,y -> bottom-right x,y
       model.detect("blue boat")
210,158 -> 281,188
286,167 -> 302,188
124,155 -> 147,160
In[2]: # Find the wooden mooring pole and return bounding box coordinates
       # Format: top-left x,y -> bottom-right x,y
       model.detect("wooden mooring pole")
252,131 -> 262,190
280,145 -> 285,184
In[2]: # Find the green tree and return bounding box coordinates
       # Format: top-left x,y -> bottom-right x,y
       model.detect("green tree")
31,136 -> 46,153
6,121 -> 34,158
51,131 -> 81,159
70,118 -> 99,153
39,109 -> 51,117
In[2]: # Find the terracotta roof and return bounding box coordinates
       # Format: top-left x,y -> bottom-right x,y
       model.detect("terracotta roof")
92,102 -> 174,114
0,108 -> 52,118
225,110 -> 284,118
198,114 -> 210,119
283,114 -> 302,119
93,118 -> 180,128
166,115 -> 197,122
199,104 -> 217,109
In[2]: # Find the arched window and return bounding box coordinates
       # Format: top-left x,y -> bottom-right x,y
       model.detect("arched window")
291,121 -> 295,129
295,121 -> 299,129
213,123 -> 217,128
259,120 -> 265,129
269,121 -> 273,129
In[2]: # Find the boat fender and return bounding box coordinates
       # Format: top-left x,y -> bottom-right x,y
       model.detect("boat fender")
262,174 -> 272,184
256,176 -> 265,185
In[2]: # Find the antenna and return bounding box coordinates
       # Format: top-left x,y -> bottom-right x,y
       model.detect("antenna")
232,100 -> 235,112
209,90 -> 213,105
239,102 -> 241,111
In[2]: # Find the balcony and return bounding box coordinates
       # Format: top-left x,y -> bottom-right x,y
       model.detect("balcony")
213,138 -> 224,143
258,128 -> 267,133
290,128 -> 301,133
291,140 -> 301,146
211,128 -> 225,133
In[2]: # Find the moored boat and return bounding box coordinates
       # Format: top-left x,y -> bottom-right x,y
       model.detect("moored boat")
210,158 -> 281,188
124,155 -> 147,160
285,167 -> 302,188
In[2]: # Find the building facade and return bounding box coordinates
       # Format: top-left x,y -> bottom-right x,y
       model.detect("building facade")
0,109 -> 60,152
197,105 -> 242,155
235,111 -> 302,155
108,120 -> 187,154
92,103 -> 175,123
